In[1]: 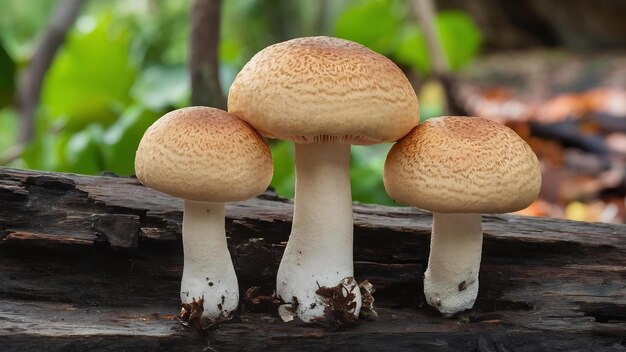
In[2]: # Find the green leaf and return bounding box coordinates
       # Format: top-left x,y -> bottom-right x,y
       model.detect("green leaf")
350,145 -> 395,205
393,24 -> 430,73
41,16 -> 138,130
21,128 -> 68,171
0,108 -> 18,156
335,0 -> 402,54
436,10 -> 482,70
21,121 -> 105,174
269,141 -> 295,199
0,0 -> 56,61
0,41 -> 15,108
131,65 -> 189,110
219,38 -> 242,63
64,124 -> 105,175
392,11 -> 482,73
102,105 -> 159,176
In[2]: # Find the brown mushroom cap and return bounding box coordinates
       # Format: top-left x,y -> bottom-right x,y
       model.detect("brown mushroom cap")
228,36 -> 419,145
134,107 -> 273,202
384,116 -> 541,214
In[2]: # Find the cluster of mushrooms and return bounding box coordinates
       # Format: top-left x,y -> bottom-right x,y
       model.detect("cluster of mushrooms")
134,36 -> 541,325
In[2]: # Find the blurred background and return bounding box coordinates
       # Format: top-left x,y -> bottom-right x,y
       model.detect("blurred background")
1,0 -> 625,223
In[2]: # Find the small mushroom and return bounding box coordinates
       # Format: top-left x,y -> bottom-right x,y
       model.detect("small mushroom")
135,107 -> 273,321
384,116 -> 541,316
228,36 -> 419,322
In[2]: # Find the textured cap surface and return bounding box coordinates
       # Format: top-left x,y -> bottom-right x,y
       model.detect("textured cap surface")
228,36 -> 419,145
135,107 -> 273,202
384,116 -> 541,213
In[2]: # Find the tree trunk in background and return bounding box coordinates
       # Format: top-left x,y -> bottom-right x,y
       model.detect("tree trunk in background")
412,0 -> 449,75
16,0 -> 84,145
411,0 -> 467,115
189,0 -> 225,109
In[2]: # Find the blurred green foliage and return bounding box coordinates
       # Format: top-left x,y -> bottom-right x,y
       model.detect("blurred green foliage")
0,109 -> 18,153
336,0 -> 482,72
0,43 -> 15,108
0,0 -> 482,205
42,16 -> 137,128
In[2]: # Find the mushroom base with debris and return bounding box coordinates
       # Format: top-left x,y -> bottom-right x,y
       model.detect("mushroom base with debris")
275,143 -> 362,323
178,201 -> 239,322
423,213 -> 482,317
277,277 -> 360,324
177,297 -> 232,331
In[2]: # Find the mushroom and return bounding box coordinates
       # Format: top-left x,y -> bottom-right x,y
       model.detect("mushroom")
134,107 -> 273,321
383,116 -> 541,316
228,36 -> 419,322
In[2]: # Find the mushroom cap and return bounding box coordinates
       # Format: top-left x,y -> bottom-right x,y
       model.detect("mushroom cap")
134,107 -> 273,203
228,36 -> 419,145
384,116 -> 541,214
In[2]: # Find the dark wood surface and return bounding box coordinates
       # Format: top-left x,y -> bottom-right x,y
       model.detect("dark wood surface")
1,167 -> 625,351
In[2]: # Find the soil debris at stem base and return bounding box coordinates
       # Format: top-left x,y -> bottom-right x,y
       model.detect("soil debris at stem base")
243,286 -> 285,313
358,279 -> 378,321
312,277 -> 359,329
177,297 -> 230,331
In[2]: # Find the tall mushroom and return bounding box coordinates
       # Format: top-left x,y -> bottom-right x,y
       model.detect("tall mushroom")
134,107 -> 273,321
384,116 -> 541,316
228,36 -> 419,322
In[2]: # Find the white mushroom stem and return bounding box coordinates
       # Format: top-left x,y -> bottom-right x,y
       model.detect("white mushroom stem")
276,142 -> 361,322
181,200 -> 238,319
423,213 -> 483,316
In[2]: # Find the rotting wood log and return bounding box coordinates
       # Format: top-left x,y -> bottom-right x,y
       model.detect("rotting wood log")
0,167 -> 625,351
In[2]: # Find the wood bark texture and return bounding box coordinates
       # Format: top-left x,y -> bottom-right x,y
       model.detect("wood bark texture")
0,167 -> 625,351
